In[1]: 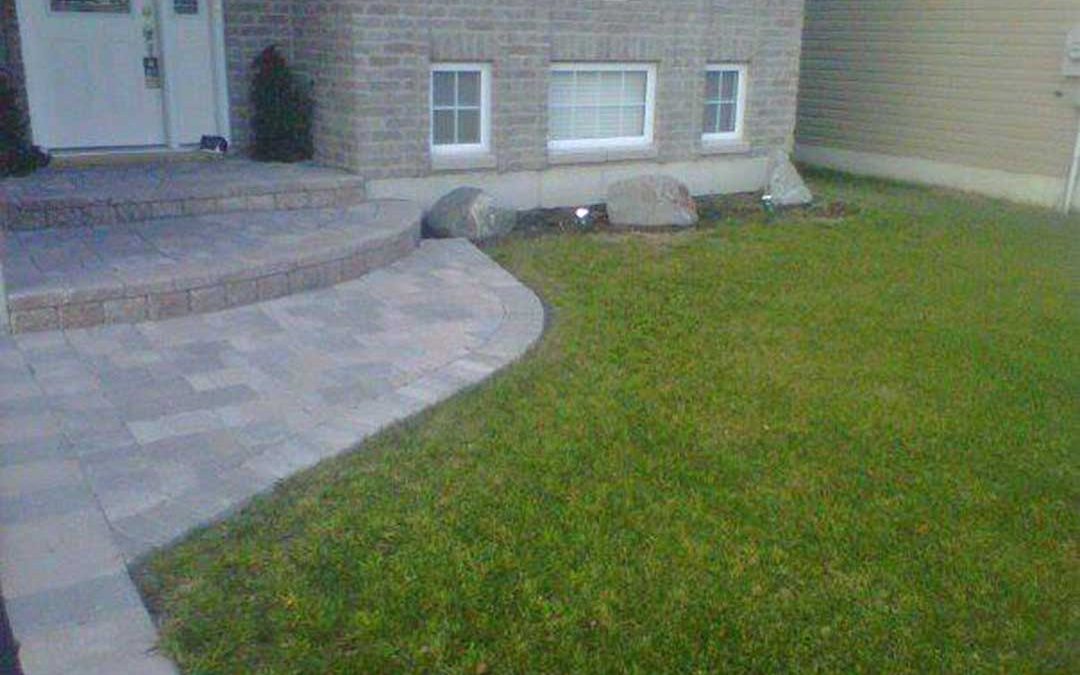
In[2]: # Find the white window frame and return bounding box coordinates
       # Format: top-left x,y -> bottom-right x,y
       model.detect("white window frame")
702,64 -> 747,143
430,62 -> 492,156
547,62 -> 657,152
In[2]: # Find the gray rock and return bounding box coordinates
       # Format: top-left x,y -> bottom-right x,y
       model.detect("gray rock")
767,149 -> 813,207
425,187 -> 517,241
606,174 -> 699,228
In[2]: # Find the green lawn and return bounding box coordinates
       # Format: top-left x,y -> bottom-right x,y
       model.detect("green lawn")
139,171 -> 1079,673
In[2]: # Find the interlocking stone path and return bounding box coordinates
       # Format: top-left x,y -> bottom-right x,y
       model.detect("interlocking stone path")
0,240 -> 544,674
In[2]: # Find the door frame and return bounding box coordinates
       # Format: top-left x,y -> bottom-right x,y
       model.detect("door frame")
14,0 -> 231,151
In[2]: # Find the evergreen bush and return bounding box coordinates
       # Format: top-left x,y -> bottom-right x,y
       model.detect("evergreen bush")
0,72 -> 48,177
250,46 -> 314,163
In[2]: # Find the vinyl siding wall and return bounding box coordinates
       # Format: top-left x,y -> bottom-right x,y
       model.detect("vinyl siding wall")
796,0 -> 1080,204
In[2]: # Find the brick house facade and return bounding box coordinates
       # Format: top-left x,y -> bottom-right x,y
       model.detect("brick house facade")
1,0 -> 805,208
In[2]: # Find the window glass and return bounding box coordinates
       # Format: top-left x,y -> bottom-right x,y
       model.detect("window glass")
704,67 -> 743,137
433,110 -> 456,145
458,72 -> 481,107
548,65 -> 652,147
51,0 -> 130,12
433,72 -> 456,107
431,66 -> 488,150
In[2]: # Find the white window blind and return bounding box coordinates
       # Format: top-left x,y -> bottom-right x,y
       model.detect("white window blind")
549,64 -> 654,149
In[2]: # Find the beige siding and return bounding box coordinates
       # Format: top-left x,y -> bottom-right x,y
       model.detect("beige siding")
796,0 -> 1080,179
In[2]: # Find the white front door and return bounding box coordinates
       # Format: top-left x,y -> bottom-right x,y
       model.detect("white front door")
159,0 -> 224,145
16,0 -> 226,151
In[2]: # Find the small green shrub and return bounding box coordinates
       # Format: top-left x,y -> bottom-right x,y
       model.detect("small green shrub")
0,72 -> 48,177
250,46 -> 314,163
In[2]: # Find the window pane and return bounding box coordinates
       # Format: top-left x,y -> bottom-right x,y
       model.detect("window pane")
595,106 -> 622,138
52,0 -> 130,12
571,106 -> 594,138
705,72 -> 721,101
433,72 -> 455,107
457,109 -> 481,144
549,67 -> 650,143
458,72 -> 481,107
596,72 -> 624,106
622,106 -> 646,137
624,72 -> 647,102
718,102 -> 737,133
433,109 -> 456,145
721,71 -> 739,101
576,71 -> 601,106
550,72 -> 575,106
550,107 -> 573,141
704,103 -> 720,134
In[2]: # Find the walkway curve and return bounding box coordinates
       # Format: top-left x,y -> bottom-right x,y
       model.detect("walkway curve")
0,240 -> 544,674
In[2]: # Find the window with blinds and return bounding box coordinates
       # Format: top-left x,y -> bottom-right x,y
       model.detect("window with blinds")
703,65 -> 746,141
548,64 -> 655,150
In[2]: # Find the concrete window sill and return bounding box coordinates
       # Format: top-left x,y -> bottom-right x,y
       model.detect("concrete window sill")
698,140 -> 751,156
547,144 -> 659,166
431,152 -> 498,172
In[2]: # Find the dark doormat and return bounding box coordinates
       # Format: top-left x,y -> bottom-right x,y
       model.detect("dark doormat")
0,585 -> 22,675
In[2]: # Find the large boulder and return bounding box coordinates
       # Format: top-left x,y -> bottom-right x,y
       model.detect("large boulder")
606,174 -> 699,228
767,149 -> 813,207
425,187 -> 516,241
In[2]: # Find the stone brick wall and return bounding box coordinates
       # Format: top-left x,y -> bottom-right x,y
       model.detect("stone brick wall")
290,1 -> 357,170
275,0 -> 805,179
0,0 -> 804,184
223,0 -> 295,151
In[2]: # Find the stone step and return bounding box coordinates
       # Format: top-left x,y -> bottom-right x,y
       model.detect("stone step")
4,200 -> 421,333
0,159 -> 366,231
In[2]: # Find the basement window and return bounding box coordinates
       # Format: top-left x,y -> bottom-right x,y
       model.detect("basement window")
548,63 -> 656,151
703,64 -> 746,141
431,63 -> 491,155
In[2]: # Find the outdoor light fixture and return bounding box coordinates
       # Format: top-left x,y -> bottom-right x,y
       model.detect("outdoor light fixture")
761,193 -> 776,221
575,207 -> 591,228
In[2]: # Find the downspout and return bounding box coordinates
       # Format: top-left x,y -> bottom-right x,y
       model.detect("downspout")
1063,25 -> 1080,214
1065,110 -> 1080,214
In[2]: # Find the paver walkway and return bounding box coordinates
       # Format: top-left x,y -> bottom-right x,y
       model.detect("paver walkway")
0,240 -> 544,674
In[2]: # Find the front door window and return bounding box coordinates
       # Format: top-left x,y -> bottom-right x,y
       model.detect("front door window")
51,0 -> 130,13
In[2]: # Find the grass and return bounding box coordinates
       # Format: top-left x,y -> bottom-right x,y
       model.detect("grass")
138,170 -> 1079,673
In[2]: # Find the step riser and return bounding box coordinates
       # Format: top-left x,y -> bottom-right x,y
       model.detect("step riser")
2,185 -> 367,232
7,223 -> 419,334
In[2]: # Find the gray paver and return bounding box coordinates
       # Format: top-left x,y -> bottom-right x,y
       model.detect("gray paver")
15,605 -> 167,675
0,239 -> 543,675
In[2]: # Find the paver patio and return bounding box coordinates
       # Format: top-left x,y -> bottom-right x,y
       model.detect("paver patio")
0,239 -> 544,674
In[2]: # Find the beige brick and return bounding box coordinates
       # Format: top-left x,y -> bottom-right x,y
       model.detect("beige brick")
148,292 -> 191,320
60,302 -> 106,330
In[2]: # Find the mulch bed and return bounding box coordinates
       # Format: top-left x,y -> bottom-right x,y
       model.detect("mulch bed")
488,192 -> 853,245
